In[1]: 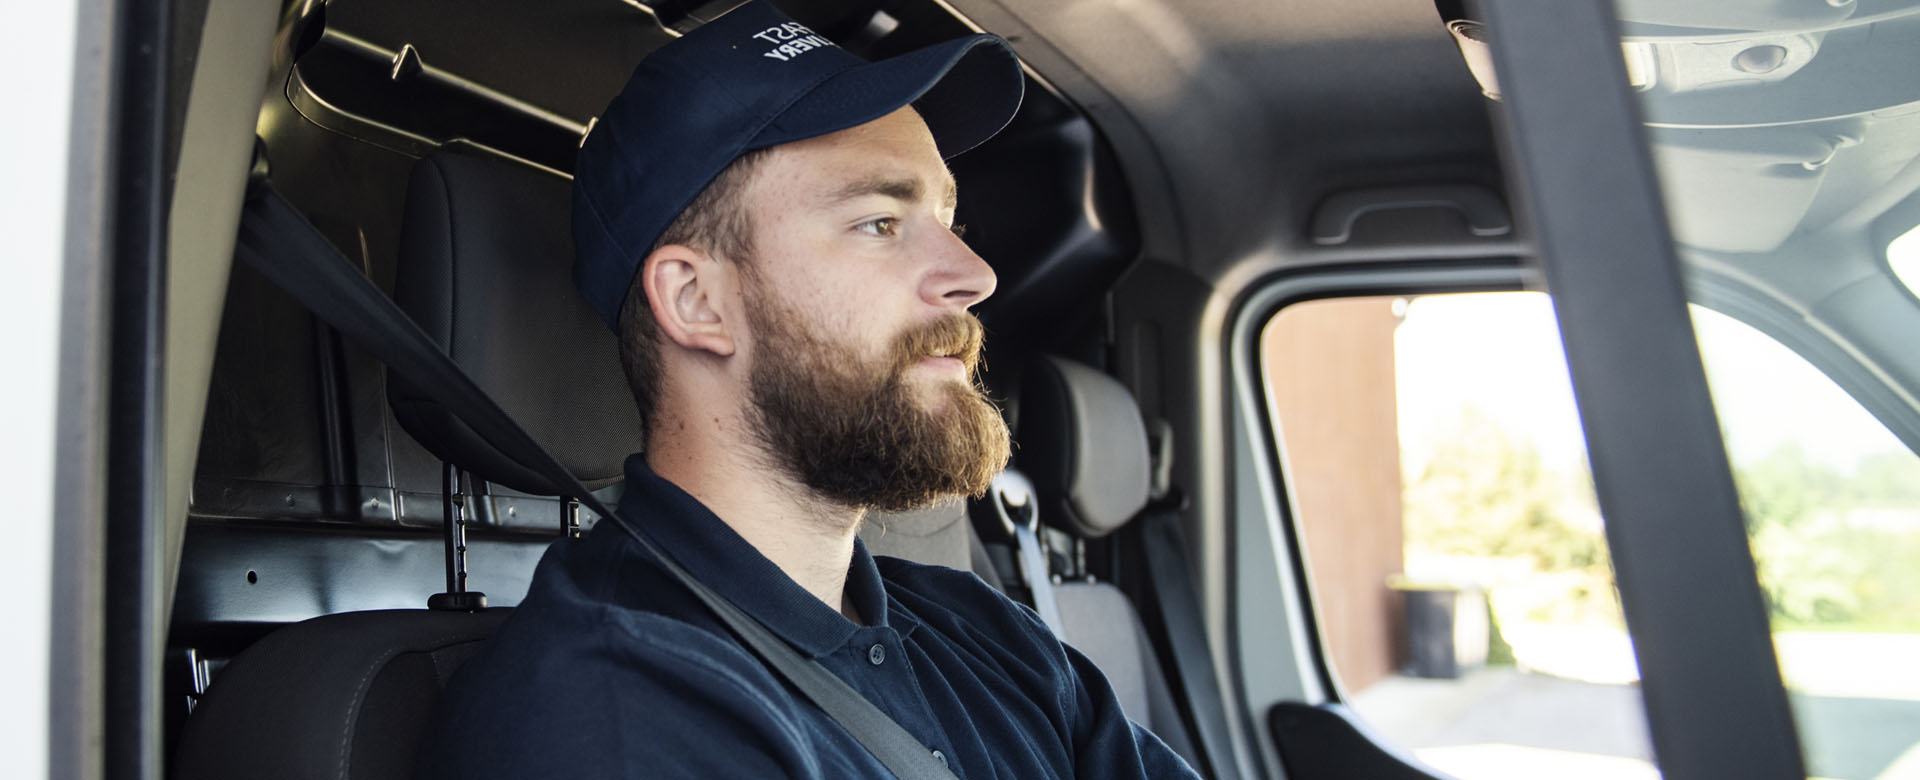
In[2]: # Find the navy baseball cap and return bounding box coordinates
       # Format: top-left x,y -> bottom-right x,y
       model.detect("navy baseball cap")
572,0 -> 1026,330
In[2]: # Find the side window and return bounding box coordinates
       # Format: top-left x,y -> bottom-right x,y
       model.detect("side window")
1691,305 -> 1920,780
1893,224 -> 1920,302
1261,291 -> 1657,779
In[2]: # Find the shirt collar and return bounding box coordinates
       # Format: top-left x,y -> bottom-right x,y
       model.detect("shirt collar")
612,455 -> 894,657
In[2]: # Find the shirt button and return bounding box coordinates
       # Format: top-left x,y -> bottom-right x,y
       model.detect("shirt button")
867,643 -> 887,666
931,749 -> 947,767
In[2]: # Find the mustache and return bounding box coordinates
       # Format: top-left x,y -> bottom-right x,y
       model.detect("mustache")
891,314 -> 985,375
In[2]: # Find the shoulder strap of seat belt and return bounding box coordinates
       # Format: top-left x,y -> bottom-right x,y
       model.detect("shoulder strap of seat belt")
234,180 -> 957,780
1137,504 -> 1241,780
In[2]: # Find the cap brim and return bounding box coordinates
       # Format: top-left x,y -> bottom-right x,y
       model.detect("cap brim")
751,34 -> 1025,160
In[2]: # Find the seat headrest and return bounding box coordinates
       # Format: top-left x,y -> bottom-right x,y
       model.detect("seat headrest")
1016,356 -> 1151,538
389,152 -> 644,494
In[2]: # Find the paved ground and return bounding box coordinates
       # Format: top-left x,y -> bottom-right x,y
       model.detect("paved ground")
1793,693 -> 1920,780
1349,665 -> 1920,780
1349,669 -> 1653,774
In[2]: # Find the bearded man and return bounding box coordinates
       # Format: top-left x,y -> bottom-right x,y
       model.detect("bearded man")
416,3 -> 1196,778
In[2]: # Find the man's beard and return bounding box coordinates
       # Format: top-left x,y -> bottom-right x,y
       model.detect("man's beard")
741,282 -> 1011,515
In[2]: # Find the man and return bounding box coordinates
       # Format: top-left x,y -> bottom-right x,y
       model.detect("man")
416,3 -> 1196,777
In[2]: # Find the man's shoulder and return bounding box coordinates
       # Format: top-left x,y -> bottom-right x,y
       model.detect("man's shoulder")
455,568 -> 750,675
462,533 -> 770,682
417,588 -> 805,778
430,533 -> 794,718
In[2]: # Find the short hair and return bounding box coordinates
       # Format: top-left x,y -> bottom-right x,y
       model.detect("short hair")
616,148 -> 773,437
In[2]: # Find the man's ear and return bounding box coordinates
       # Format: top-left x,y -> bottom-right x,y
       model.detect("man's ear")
641,243 -> 737,357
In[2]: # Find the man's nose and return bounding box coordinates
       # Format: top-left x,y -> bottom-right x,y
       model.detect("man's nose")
923,225 -> 997,310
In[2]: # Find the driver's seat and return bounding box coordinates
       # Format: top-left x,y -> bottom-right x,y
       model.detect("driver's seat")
173,610 -> 508,779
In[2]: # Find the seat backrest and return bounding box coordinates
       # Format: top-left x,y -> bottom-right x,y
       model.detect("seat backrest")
174,609 -> 508,780
1015,354 -> 1202,767
1055,582 -> 1200,761
388,151 -> 644,494
860,499 -> 971,568
860,499 -> 1006,590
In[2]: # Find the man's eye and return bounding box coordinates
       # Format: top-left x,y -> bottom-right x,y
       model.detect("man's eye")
857,218 -> 899,237
949,223 -> 968,239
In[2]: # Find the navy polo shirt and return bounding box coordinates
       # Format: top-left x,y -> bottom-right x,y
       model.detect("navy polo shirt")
415,457 -> 1197,778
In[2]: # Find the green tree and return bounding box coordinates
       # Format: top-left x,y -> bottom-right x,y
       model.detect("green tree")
1403,406 -> 1615,623
1848,451 -> 1920,505
1732,442 -> 1843,532
1731,443 -> 1920,629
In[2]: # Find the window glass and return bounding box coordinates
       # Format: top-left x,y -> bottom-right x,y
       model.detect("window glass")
1692,305 -> 1920,780
1603,4 -> 1920,776
1890,224 -> 1920,302
1261,291 -> 1657,779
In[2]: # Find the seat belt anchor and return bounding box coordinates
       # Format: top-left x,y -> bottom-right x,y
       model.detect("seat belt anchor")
988,471 -> 1064,634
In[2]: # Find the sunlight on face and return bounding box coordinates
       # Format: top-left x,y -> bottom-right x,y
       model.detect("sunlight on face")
734,106 -> 979,368
729,108 -> 1009,512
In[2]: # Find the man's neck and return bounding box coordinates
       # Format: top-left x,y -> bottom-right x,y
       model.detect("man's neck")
646,420 -> 867,621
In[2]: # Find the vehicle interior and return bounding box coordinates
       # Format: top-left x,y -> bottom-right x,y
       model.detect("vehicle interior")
58,0 -> 1920,777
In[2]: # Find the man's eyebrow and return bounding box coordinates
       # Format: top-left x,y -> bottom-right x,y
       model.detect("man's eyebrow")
829,174 -> 960,211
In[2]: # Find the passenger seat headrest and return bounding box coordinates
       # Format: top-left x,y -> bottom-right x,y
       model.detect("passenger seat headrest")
389,152 -> 645,494
1017,356 -> 1151,538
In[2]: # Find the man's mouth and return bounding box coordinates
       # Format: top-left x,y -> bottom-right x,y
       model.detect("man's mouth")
893,314 -> 984,376
917,353 -> 967,373
923,342 -> 977,374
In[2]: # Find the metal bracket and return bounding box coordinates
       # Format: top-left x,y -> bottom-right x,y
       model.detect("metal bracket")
428,461 -> 487,611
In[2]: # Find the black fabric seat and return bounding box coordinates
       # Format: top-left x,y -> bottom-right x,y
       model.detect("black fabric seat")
174,610 -> 508,779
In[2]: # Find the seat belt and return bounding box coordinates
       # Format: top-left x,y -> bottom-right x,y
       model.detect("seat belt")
234,180 -> 957,780
1135,503 -> 1240,780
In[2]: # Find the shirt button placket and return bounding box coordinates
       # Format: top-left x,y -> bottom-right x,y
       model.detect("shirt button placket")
867,643 -> 887,666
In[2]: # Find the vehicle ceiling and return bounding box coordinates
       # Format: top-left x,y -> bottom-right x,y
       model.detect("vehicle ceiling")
968,0 -> 1501,275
